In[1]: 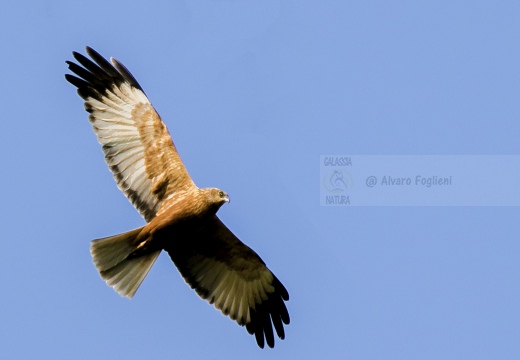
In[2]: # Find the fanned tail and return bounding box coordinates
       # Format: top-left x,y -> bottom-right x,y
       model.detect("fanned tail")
90,227 -> 161,298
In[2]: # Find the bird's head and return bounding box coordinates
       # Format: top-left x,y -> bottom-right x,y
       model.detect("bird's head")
202,188 -> 230,213
214,188 -> 230,204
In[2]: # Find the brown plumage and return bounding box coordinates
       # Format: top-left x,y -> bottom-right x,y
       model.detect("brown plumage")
65,47 -> 289,349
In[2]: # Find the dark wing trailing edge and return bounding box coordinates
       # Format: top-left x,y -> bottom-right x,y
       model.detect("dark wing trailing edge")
164,216 -> 290,348
65,47 -> 195,222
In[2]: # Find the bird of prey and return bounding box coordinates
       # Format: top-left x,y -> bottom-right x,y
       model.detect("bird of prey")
65,47 -> 289,348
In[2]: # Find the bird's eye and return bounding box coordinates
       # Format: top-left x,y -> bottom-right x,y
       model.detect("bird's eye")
219,191 -> 224,197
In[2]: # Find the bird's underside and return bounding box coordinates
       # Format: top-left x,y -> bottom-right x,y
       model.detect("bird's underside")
65,47 -> 289,348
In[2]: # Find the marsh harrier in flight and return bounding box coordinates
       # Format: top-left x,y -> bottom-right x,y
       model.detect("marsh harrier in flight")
65,47 -> 289,348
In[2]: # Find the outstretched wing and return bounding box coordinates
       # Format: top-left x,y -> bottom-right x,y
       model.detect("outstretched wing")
164,216 -> 290,349
66,47 -> 195,222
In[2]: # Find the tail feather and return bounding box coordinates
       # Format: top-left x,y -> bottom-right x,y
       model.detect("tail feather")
90,227 -> 161,298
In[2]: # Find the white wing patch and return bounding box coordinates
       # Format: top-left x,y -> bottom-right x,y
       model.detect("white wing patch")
87,94 -> 160,220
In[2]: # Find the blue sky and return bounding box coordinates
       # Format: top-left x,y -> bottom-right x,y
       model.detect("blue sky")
1,1 -> 520,359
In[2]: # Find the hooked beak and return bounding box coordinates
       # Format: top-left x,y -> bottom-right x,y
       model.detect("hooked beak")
223,194 -> 230,203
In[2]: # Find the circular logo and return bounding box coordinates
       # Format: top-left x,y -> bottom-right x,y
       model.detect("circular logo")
323,169 -> 353,193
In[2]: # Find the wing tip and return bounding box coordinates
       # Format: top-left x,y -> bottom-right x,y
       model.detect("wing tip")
66,46 -> 144,94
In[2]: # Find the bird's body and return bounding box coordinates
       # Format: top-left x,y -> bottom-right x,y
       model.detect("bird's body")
66,47 -> 289,348
139,188 -> 223,239
129,189 -> 224,255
